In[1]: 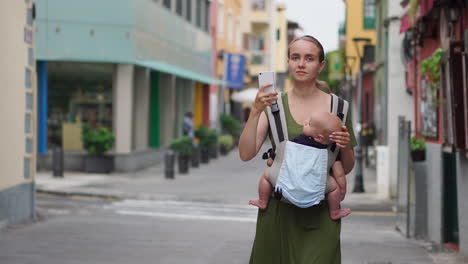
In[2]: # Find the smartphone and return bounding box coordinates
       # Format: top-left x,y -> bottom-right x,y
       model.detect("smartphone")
258,71 -> 275,93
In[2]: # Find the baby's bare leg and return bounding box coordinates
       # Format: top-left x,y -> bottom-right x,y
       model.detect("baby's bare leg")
248,169 -> 273,210
332,161 -> 346,201
326,176 -> 351,220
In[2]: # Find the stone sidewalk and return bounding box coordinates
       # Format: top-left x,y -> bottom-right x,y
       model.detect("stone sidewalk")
36,148 -> 392,211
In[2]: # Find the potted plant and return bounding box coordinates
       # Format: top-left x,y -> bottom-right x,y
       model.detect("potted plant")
420,47 -> 443,103
195,126 -> 211,163
195,127 -> 221,161
169,136 -> 193,174
411,136 -> 426,162
218,134 -> 233,155
208,129 -> 219,159
220,114 -> 241,146
82,124 -> 115,173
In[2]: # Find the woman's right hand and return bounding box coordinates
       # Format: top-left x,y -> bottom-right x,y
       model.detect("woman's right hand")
253,84 -> 278,112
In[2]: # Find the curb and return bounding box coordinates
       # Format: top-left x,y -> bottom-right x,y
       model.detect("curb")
36,189 -> 124,201
36,188 -> 396,212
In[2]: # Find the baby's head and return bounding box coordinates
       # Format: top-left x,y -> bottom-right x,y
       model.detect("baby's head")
303,112 -> 342,144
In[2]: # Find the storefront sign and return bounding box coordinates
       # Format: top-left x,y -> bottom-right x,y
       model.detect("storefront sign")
225,53 -> 246,89
328,50 -> 344,81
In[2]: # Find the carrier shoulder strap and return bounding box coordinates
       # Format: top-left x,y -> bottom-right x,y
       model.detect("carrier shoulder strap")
266,92 -> 289,146
329,93 -> 349,158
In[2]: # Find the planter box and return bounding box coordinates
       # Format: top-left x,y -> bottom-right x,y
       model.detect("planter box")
209,147 -> 218,159
219,146 -> 229,156
200,148 -> 210,163
84,155 -> 114,173
411,150 -> 426,162
178,155 -> 190,174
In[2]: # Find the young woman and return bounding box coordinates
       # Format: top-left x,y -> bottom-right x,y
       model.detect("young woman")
239,35 -> 357,263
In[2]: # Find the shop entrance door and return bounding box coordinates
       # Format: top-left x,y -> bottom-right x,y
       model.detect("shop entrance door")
442,152 -> 459,246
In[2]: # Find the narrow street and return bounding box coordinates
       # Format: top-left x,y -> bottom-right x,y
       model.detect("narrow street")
0,150 -> 451,264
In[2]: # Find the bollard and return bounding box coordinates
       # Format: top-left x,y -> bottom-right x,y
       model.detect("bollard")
191,145 -> 200,168
52,145 -> 64,178
165,150 -> 175,179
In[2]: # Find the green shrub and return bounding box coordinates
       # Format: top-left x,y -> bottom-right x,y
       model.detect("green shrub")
82,124 -> 115,155
169,136 -> 193,157
195,126 -> 218,149
207,129 -> 218,149
219,114 -> 241,138
218,134 -> 233,150
411,136 -> 426,152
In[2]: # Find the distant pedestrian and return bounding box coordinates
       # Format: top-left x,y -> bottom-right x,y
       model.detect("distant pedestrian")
182,112 -> 194,140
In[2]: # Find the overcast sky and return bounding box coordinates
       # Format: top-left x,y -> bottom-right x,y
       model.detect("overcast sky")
277,0 -> 346,53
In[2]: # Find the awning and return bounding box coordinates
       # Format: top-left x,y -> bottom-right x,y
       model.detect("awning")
399,0 -> 435,33
136,60 -> 224,86
400,13 -> 412,33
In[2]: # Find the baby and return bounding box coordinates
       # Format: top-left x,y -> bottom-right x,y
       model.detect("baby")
249,111 -> 351,220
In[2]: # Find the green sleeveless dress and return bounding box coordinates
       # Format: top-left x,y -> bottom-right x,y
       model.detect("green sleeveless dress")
249,93 -> 357,264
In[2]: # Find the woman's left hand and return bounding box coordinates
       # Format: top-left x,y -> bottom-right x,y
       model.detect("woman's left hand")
330,126 -> 351,148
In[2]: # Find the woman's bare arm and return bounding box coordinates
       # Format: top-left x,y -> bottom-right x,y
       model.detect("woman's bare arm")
239,84 -> 277,161
239,109 -> 269,161
330,126 -> 355,174
339,148 -> 355,175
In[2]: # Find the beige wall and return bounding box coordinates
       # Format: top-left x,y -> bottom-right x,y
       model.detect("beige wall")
217,0 -> 243,54
113,64 -> 134,154
0,1 -> 36,190
275,4 -> 288,73
216,0 -> 244,77
241,0 -> 278,78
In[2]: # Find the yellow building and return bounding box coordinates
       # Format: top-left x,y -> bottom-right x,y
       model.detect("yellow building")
343,0 -> 377,76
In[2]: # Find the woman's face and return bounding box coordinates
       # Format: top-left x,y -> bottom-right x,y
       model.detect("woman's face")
288,40 -> 326,83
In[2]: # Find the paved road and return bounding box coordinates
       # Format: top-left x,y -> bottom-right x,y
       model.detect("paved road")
2,148 -> 463,263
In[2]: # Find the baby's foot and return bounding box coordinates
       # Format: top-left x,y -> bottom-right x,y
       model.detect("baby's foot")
248,199 -> 268,210
329,208 -> 351,220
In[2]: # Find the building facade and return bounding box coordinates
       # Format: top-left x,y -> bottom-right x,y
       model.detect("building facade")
343,0 -> 377,135
242,0 -> 278,88
35,0 -> 220,172
216,0 -> 245,120
0,0 -> 37,226
395,0 -> 468,257
374,0 -> 414,200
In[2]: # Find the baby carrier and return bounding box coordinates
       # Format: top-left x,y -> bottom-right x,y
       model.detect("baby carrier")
265,93 -> 349,208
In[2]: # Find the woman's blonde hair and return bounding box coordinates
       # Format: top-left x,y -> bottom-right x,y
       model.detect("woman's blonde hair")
287,35 -> 325,62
